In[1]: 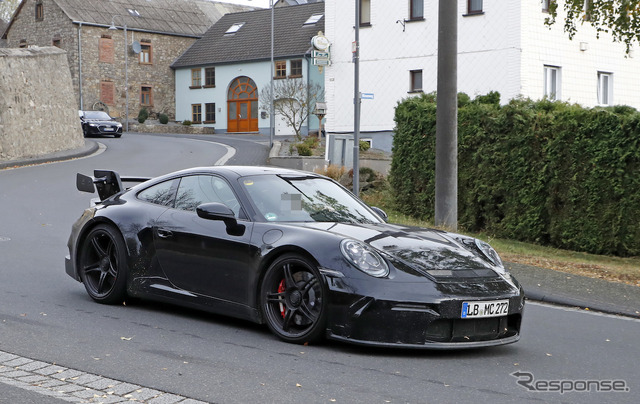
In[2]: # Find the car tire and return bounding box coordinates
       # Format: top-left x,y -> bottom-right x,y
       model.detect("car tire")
260,254 -> 327,344
78,224 -> 128,305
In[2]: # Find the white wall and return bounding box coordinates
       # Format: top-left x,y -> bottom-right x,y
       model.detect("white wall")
520,1 -> 640,107
175,58 -> 323,134
324,0 -> 640,150
324,0 -> 522,137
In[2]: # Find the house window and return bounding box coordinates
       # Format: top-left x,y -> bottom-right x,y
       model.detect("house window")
139,42 -> 152,64
290,59 -> 302,77
141,86 -> 153,106
467,0 -> 483,14
275,61 -> 287,79
52,38 -> 61,48
205,103 -> 216,123
360,0 -> 371,26
19,39 -> 27,48
304,13 -> 324,25
544,65 -> 561,101
192,104 -> 202,123
410,70 -> 423,92
204,67 -> 215,87
35,1 -> 44,21
99,36 -> 114,63
597,72 -> 613,105
225,22 -> 245,35
410,0 -> 424,20
191,69 -> 202,88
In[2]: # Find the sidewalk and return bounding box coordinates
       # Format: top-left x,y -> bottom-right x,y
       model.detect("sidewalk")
2,135 -> 638,319
507,262 -> 640,318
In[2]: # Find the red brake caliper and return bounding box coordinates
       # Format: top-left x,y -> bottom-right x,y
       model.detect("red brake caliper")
278,279 -> 286,318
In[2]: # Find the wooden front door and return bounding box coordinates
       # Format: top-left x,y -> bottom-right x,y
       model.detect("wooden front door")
227,77 -> 258,132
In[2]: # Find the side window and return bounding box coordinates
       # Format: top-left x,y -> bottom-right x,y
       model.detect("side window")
174,175 -> 241,217
137,180 -> 177,206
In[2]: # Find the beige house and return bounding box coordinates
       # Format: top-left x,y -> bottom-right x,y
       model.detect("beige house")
2,0 -> 252,121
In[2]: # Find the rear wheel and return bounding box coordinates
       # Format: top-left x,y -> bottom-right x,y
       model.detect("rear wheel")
260,254 -> 327,344
78,224 -> 128,304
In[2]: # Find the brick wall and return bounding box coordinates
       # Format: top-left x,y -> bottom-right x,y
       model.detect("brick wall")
0,47 -> 84,161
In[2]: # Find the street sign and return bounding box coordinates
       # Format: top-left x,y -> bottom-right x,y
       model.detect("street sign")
313,51 -> 329,58
361,92 -> 374,100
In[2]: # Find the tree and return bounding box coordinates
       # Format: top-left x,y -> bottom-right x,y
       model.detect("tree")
545,0 -> 640,53
0,0 -> 20,22
259,78 -> 324,140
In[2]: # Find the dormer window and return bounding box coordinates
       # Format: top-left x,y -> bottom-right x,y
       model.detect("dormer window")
226,22 -> 245,35
304,14 -> 323,25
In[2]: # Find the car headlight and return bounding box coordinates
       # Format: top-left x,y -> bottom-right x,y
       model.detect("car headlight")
340,239 -> 389,277
89,123 -> 99,127
475,239 -> 504,271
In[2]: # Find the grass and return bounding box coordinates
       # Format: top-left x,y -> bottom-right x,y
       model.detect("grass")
361,188 -> 640,287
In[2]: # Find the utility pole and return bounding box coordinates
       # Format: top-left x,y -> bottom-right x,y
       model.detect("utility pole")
435,0 -> 458,230
353,0 -> 361,196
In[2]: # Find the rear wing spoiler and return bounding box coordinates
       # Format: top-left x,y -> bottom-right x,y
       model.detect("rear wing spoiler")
76,170 -> 151,201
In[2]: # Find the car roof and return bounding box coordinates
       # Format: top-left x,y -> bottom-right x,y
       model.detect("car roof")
163,166 -> 322,178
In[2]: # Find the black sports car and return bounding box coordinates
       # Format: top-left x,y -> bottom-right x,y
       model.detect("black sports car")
65,166 -> 524,349
79,110 -> 123,137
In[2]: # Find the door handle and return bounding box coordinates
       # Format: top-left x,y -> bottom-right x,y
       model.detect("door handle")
156,229 -> 173,239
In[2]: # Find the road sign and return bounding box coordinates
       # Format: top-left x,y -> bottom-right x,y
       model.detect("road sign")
361,92 -> 374,100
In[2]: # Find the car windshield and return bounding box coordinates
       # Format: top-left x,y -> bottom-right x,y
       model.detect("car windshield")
240,174 -> 382,223
83,111 -> 112,120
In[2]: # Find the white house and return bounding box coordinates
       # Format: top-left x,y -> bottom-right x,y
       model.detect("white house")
323,0 -> 640,160
172,3 -> 325,135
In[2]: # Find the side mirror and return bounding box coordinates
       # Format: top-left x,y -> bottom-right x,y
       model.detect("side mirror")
371,206 -> 388,222
196,203 -> 245,236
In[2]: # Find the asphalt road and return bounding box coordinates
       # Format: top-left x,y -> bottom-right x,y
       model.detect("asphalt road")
0,134 -> 638,403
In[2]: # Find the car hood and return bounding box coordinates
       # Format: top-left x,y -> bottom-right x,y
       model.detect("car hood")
301,222 -> 501,279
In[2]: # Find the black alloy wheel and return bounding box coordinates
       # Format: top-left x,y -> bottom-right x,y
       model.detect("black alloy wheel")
78,224 -> 128,304
260,254 -> 327,344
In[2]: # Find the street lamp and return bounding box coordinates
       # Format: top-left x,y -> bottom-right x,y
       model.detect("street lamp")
109,16 -> 129,133
270,0 -> 275,147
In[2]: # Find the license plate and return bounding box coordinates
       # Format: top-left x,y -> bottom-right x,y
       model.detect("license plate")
103,127 -> 114,131
461,300 -> 509,318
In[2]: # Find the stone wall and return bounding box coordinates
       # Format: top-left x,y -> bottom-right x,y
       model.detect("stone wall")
0,47 -> 84,161
4,0 -> 198,119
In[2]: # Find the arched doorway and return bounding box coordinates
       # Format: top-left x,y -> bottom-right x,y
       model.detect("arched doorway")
227,76 -> 259,132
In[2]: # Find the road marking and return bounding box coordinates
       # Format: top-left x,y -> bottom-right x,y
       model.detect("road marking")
0,350 -> 208,403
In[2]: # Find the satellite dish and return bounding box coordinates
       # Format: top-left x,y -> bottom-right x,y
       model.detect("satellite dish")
131,41 -> 141,54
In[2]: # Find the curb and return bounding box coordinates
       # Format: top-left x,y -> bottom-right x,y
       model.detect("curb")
0,140 -> 99,170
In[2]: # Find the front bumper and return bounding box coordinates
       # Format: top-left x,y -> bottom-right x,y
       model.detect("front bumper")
324,277 -> 524,349
85,125 -> 122,135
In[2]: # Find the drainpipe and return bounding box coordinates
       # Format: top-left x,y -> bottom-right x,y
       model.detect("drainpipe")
77,22 -> 83,110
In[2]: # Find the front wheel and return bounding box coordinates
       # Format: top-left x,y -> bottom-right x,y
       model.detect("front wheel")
78,224 -> 128,304
260,254 -> 327,344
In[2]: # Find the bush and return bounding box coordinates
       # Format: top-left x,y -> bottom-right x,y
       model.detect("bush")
182,120 -> 192,126
359,140 -> 371,152
159,114 -> 169,124
137,108 -> 149,123
391,92 -> 640,256
296,143 -> 312,156
315,164 -> 346,180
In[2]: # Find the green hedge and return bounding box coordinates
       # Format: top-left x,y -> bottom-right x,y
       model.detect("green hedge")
390,93 -> 640,256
